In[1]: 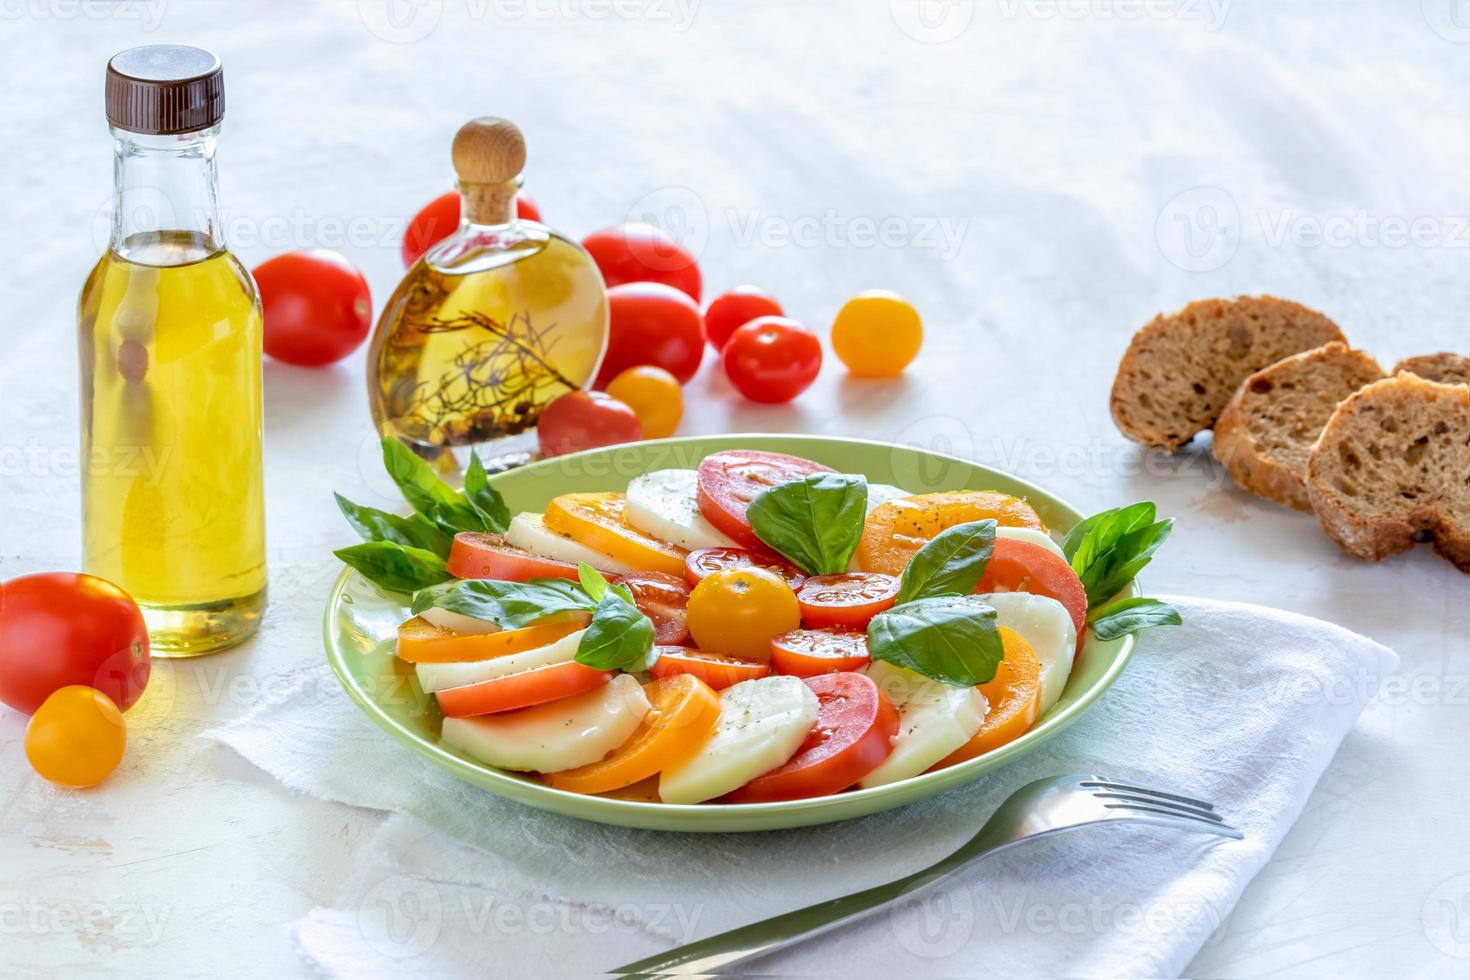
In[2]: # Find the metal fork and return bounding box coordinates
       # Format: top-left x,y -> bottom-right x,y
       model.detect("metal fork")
611,774 -> 1242,977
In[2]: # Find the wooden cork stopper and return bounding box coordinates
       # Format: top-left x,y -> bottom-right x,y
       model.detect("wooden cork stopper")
452,117 -> 525,224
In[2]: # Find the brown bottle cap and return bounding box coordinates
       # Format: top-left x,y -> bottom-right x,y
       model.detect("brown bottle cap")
106,45 -> 224,136
452,117 -> 525,224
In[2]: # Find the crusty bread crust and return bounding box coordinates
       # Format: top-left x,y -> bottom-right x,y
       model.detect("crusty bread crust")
1111,296 -> 1347,452
1393,352 -> 1470,387
1305,374 -> 1470,573
1212,343 -> 1384,511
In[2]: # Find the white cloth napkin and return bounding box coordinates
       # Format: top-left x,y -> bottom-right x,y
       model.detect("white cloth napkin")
207,596 -> 1396,978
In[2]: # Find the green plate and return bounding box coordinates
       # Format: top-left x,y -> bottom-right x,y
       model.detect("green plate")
324,434 -> 1135,832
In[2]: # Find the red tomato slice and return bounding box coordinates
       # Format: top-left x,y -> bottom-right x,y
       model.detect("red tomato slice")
796,572 -> 899,629
615,572 -> 690,645
435,661 -> 611,717
695,451 -> 833,551
683,547 -> 806,592
770,628 -> 870,677
446,533 -> 581,582
648,647 -> 770,690
724,672 -> 898,802
974,538 -> 1088,637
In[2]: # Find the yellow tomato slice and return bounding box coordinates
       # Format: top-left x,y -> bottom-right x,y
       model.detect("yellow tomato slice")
394,615 -> 587,664
931,627 -> 1042,769
543,492 -> 688,575
855,491 -> 1046,575
545,674 -> 721,794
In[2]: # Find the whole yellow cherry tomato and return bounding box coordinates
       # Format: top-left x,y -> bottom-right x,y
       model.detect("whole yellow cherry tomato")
686,567 -> 800,663
605,365 -> 684,440
831,290 -> 922,377
25,685 -> 126,788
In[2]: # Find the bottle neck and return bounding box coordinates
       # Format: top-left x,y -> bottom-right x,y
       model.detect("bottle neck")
110,125 -> 223,264
458,177 -> 520,227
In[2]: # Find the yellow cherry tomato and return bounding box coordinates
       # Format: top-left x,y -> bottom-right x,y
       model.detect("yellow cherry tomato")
831,290 -> 922,377
686,567 -> 800,663
24,686 -> 126,788
605,365 -> 684,440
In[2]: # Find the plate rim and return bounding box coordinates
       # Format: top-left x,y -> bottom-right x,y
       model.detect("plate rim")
323,432 -> 1136,831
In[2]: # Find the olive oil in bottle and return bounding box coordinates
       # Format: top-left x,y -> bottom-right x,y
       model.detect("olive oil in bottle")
368,117 -> 608,470
79,46 -> 266,655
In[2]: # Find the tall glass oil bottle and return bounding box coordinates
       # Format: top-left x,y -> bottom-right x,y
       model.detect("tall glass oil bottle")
78,46 -> 266,655
368,117 -> 608,470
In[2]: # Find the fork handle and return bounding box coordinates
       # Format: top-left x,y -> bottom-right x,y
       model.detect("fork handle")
611,851 -> 975,976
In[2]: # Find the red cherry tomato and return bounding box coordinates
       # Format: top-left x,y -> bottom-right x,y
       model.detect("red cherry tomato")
401,191 -> 541,267
703,286 -> 783,351
974,538 -> 1088,637
796,573 -> 899,630
695,450 -> 833,551
770,628 -> 870,677
435,661 -> 611,717
254,249 -> 372,367
614,572 -> 690,645
722,316 -> 823,403
648,647 -> 770,691
537,390 -> 643,458
683,547 -> 806,592
581,223 -> 702,301
595,283 -> 705,387
0,573 -> 150,715
725,672 -> 898,802
447,533 -> 580,582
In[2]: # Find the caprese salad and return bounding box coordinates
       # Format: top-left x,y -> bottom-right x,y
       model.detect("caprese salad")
333,438 -> 1180,804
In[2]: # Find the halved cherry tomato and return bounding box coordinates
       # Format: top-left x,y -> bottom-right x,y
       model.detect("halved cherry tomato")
435,661 -> 611,717
543,492 -> 687,576
931,627 -> 1042,769
447,533 -> 580,582
770,628 -> 871,677
685,567 -> 800,662
395,616 -> 587,664
545,674 -> 721,794
725,672 -> 899,802
696,450 -> 833,551
795,572 -> 899,629
683,547 -> 806,592
856,491 -> 1047,575
973,538 -> 1088,637
648,647 -> 771,690
615,572 -> 690,645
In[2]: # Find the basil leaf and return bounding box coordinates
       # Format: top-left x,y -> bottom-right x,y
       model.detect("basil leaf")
867,595 -> 1004,687
575,587 -> 656,672
334,541 -> 451,594
334,493 -> 453,558
1063,501 -> 1175,606
1089,597 -> 1183,640
411,577 -> 594,628
381,436 -> 487,535
897,520 -> 996,604
578,563 -> 609,602
463,451 -> 511,533
747,473 -> 868,576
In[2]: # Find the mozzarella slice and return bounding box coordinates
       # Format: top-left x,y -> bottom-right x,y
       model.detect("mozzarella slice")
503,512 -> 636,574
416,628 -> 586,694
441,673 -> 650,773
996,526 -> 1066,560
866,483 -> 914,515
625,469 -> 739,550
976,591 -> 1077,715
420,608 -> 502,635
859,661 -> 986,788
659,676 -> 819,804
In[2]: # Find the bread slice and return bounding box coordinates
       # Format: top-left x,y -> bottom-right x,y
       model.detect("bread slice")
1111,296 -> 1347,451
1305,373 -> 1470,572
1212,344 -> 1385,511
1393,352 -> 1470,387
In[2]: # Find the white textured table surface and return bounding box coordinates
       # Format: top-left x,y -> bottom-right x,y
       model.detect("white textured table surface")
2,2 -> 1468,976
